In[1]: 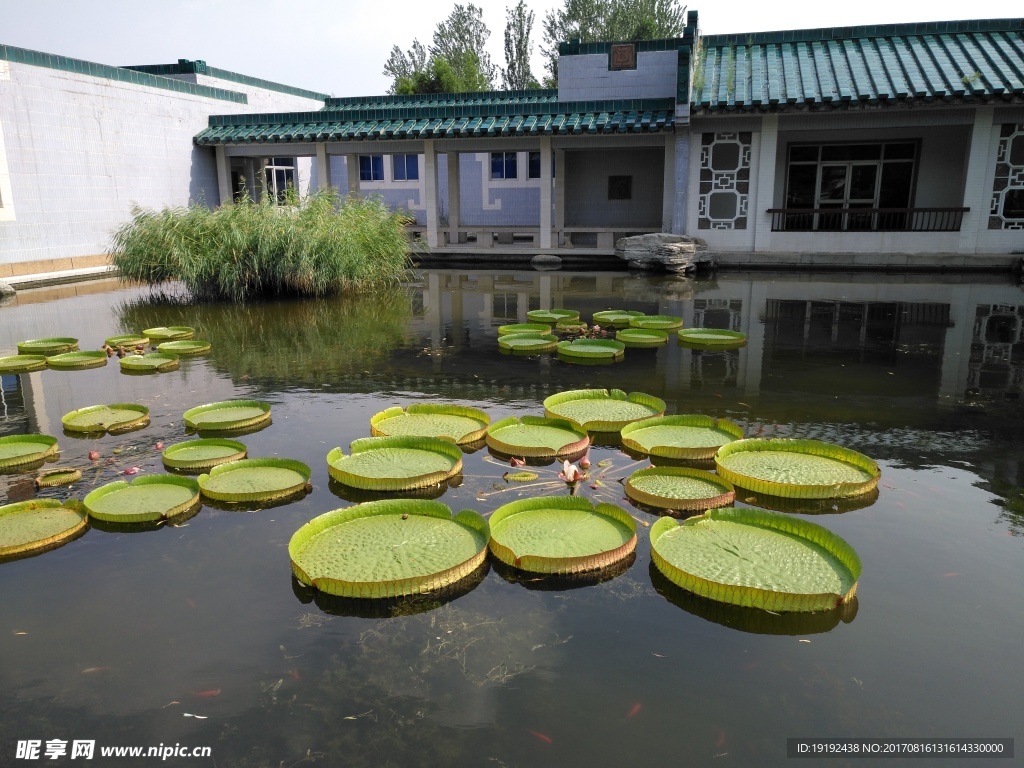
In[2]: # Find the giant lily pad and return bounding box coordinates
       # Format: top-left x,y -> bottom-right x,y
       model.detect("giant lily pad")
543,389 -> 666,432
650,508 -> 862,612
199,458 -> 311,503
327,436 -> 462,491
105,334 -> 149,348
370,404 -> 489,445
17,337 -> 78,355
527,309 -> 579,324
592,310 -> 645,328
629,315 -> 683,330
62,404 -> 150,434
621,415 -> 744,460
83,475 -> 200,523
162,438 -> 247,471
0,500 -> 88,559
678,328 -> 747,348
46,351 -> 108,370
625,466 -> 735,511
556,338 -> 625,360
143,326 -> 194,341
35,468 -> 82,487
497,322 -> 551,336
715,438 -> 879,499
0,355 -> 49,374
0,435 -> 59,469
488,496 -> 637,575
498,333 -> 559,353
119,353 -> 180,373
486,416 -> 589,458
157,340 -> 211,356
183,400 -> 271,431
615,328 -> 669,348
555,320 -> 588,333
289,499 -> 489,599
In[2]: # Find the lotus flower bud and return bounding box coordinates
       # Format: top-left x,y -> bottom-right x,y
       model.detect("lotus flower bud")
579,453 -> 591,469
123,466 -> 140,475
510,457 -> 526,467
154,442 -> 165,450
88,450 -> 100,460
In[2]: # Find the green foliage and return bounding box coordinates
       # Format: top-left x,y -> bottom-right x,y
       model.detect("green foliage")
394,52 -> 491,95
503,0 -> 540,89
109,190 -> 410,302
383,39 -> 429,94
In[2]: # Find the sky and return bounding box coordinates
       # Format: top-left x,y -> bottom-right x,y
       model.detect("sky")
1,0 -> 1021,97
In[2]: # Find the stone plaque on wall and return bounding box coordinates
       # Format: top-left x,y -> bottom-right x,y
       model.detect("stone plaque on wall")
610,43 -> 637,71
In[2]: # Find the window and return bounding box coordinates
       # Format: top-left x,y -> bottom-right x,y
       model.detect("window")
608,175 -> 632,200
359,155 -> 384,181
491,152 -> 518,180
392,154 -> 419,181
528,152 -> 541,179
264,157 -> 296,203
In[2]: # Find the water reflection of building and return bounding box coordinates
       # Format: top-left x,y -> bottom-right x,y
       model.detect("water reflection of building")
969,304 -> 1024,399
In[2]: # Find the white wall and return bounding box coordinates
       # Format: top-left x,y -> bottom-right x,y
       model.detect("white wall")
565,147 -> 663,228
558,50 -> 678,101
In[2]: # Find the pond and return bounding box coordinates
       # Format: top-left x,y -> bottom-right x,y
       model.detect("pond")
1,269 -> 1022,767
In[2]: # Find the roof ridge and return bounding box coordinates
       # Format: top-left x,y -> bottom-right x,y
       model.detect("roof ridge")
703,17 -> 1024,46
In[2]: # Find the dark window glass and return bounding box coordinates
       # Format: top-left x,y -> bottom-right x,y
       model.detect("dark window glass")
359,155 -> 372,181
790,145 -> 819,162
884,143 -> 916,160
504,152 -> 517,179
786,164 -> 817,206
819,166 -> 847,201
491,152 -> 504,179
272,157 -> 293,167
371,155 -> 383,181
821,144 -> 881,162
608,175 -> 632,200
878,162 -> 914,208
849,164 -> 878,201
393,155 -> 406,181
405,154 -> 419,180
1003,188 -> 1024,219
528,151 -> 541,179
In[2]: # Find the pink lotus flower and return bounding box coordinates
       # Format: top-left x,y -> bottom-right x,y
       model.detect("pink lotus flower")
510,457 -> 526,467
123,466 -> 140,475
88,451 -> 100,461
579,452 -> 591,470
154,442 -> 165,450
558,460 -> 585,484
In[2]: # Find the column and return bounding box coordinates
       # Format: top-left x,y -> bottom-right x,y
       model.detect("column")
958,107 -> 996,254
672,132 -> 689,234
662,133 -> 676,231
424,140 -> 440,248
554,148 -> 566,245
215,146 -> 232,206
315,143 -> 330,194
345,155 -> 360,197
447,151 -> 461,246
539,137 -> 553,249
752,114 -> 779,252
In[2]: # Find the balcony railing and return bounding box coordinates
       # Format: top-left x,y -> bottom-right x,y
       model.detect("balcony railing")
767,207 -> 969,233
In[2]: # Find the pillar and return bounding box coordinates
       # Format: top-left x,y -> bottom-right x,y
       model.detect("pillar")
672,133 -> 689,234
554,148 -> 566,244
215,146 -> 232,206
958,107 -> 996,255
315,143 -> 330,193
424,140 -> 440,248
752,114 -> 779,253
540,136 -> 553,249
345,155 -> 359,197
447,151 -> 461,246
662,133 -> 676,231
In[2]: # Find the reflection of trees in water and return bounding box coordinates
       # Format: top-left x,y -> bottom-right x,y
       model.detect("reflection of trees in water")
116,290 -> 412,387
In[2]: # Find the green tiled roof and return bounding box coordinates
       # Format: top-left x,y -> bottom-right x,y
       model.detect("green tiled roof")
692,18 -> 1024,112
323,89 -> 559,110
124,59 -> 328,102
194,97 -> 675,145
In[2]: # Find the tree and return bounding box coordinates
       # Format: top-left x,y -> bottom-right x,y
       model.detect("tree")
383,40 -> 428,94
394,52 -> 492,95
430,4 -> 498,90
503,0 -> 540,90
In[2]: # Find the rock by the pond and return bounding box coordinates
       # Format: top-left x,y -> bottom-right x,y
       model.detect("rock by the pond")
0,280 -> 15,297
615,234 -> 710,273
531,254 -> 562,271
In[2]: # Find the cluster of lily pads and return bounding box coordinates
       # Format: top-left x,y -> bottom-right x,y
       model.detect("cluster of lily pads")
0,327 -> 210,375
497,308 -> 748,362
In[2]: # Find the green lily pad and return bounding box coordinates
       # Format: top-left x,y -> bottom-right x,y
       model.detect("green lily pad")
0,355 -> 49,373
0,500 -> 88,558
198,458 -> 311,503
554,320 -> 588,332
621,415 -> 745,460
119,353 -> 180,373
715,438 -> 880,499
35,468 -> 82,487
486,416 -> 589,458
289,499 -> 490,599
62,404 -> 150,434
488,496 -> 637,575
83,475 -> 200,523
625,466 -> 735,511
556,338 -> 625,359
143,326 -> 194,340
327,436 -> 462,491
17,337 -> 78,355
183,400 -> 271,431
649,508 -> 862,612
46,351 -> 108,370
592,310 -> 645,327
629,314 -> 683,330
615,328 -> 669,347
162,439 -> 248,471
104,334 -> 149,348
498,333 -> 559,353
543,388 -> 666,432
157,340 -> 212,356
527,309 -> 580,324
370,404 -> 489,445
0,435 -> 59,469
677,328 -> 747,348
497,322 -> 551,336
504,470 -> 539,482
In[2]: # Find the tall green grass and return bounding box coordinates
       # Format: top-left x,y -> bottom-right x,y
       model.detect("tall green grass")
110,191 -> 411,302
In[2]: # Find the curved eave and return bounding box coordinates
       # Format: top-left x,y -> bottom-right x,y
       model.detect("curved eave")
690,91 -> 1024,114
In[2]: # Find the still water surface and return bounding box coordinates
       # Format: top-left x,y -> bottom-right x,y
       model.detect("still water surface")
1,270 -> 1022,767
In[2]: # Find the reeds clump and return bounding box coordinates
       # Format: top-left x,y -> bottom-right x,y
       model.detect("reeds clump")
110,190 -> 411,302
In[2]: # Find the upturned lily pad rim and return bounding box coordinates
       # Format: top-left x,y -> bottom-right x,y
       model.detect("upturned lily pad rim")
527,308 -> 580,323
183,399 -> 272,431
162,438 -> 248,471
198,457 -> 311,502
625,466 -> 735,510
488,495 -> 637,575
104,334 -> 150,348
142,325 -> 195,340
543,388 -> 667,432
555,320 -> 589,331
83,475 -> 201,523
157,340 -> 212,355
0,499 -> 88,558
370,404 -> 490,445
289,499 -> 490,599
61,403 -> 150,434
0,434 -> 59,469
35,468 -> 82,487
497,322 -> 551,336
592,310 -> 646,327
498,333 -> 559,352
649,507 -> 862,612
485,415 -> 590,458
629,314 -> 684,330
615,328 -> 669,347
677,328 -> 748,348
119,353 -> 180,372
555,338 -> 625,359
46,351 -> 108,370
715,438 -> 880,499
17,337 -> 79,355
621,414 -> 745,460
327,436 -> 463,491
0,355 -> 49,373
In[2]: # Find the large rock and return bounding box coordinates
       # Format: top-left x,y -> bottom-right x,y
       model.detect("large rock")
615,233 -> 710,273
0,280 -> 15,297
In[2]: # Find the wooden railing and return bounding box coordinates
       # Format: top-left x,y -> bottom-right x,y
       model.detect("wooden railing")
767,207 -> 969,233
